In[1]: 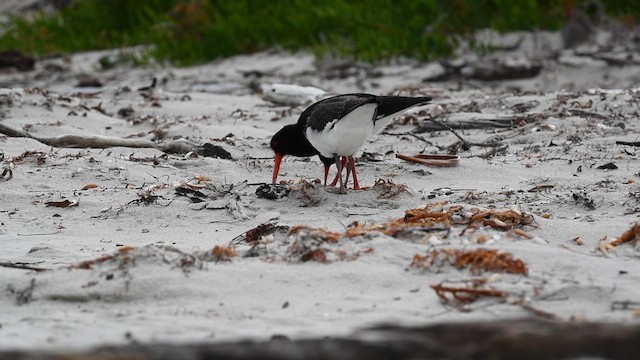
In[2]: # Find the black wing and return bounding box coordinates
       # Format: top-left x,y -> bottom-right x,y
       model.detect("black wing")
299,94 -> 377,132
374,96 -> 432,120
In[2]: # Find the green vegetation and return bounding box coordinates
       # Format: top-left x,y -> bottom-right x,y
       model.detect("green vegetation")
0,0 -> 638,65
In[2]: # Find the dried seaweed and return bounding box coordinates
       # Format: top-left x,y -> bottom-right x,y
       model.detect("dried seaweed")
288,225 -> 341,243
277,203 -> 532,246
299,248 -> 328,262
431,279 -> 507,304
373,179 -> 409,199
230,222 -> 290,245
9,149 -> 47,164
210,245 -> 238,262
286,233 -> 329,263
379,202 -> 455,238
511,228 -> 533,239
127,191 -> 161,205
237,203 -> 536,263
411,248 -> 528,275
462,208 -> 534,234
290,180 -> 325,206
80,183 -> 98,191
45,199 -> 78,208
609,223 -> 640,247
285,226 -> 358,263
71,246 -> 135,270
455,249 -> 528,275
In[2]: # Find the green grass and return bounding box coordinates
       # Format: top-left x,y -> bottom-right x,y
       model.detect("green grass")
0,0 -> 638,65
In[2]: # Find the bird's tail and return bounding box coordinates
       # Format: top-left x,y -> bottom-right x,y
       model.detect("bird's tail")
376,96 -> 432,118
374,96 -> 432,133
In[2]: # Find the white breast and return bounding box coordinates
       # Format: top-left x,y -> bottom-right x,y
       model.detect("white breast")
306,103 -> 377,158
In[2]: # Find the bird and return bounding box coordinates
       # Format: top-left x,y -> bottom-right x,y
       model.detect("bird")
270,126 -> 336,185
271,93 -> 432,193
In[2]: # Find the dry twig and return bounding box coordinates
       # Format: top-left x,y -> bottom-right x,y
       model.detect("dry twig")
0,122 -> 204,155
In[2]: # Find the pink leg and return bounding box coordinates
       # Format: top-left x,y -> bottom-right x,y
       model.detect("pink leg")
329,156 -> 348,187
349,157 -> 360,190
334,155 -> 347,193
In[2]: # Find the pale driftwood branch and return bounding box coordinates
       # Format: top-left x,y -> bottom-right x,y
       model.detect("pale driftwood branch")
2,319 -> 639,360
0,262 -> 49,272
0,122 -> 30,137
414,117 -> 518,133
0,122 -> 199,154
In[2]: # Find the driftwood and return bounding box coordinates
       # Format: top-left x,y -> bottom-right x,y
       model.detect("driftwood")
425,58 -> 543,82
0,262 -> 49,272
413,116 -> 519,133
465,60 -> 543,81
0,122 -> 206,155
419,117 -> 507,158
567,108 -> 609,120
2,319 -> 639,360
616,141 -> 640,147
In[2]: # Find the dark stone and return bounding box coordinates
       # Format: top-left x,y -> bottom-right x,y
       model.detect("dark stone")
597,162 -> 618,170
200,143 -> 232,160
76,77 -> 103,88
0,50 -> 35,72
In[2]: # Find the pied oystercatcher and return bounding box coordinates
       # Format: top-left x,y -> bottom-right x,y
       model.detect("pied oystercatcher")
271,93 -> 432,193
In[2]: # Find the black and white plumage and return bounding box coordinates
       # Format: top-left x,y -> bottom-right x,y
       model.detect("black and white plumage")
271,93 -> 432,193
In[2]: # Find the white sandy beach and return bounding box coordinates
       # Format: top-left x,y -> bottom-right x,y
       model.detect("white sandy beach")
1,29 -> 640,352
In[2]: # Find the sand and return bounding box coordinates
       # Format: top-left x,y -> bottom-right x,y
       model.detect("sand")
1,29 -> 640,352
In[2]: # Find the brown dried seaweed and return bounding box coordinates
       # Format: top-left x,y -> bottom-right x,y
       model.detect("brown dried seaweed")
431,279 -> 507,304
45,199 -> 78,208
288,226 -> 341,243
373,179 -> 409,199
454,249 -> 528,275
276,203 -> 533,247
80,183 -> 98,191
211,245 -> 238,261
412,248 -> 528,275
609,223 -> 640,247
300,249 -> 328,262
9,150 -> 47,164
381,202 -> 454,237
462,208 -> 534,234
71,246 -> 135,269
229,222 -> 290,246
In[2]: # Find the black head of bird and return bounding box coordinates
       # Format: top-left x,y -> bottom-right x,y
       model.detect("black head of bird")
270,124 -> 335,184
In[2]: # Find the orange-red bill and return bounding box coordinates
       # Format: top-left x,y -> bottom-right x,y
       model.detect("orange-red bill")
272,153 -> 284,184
